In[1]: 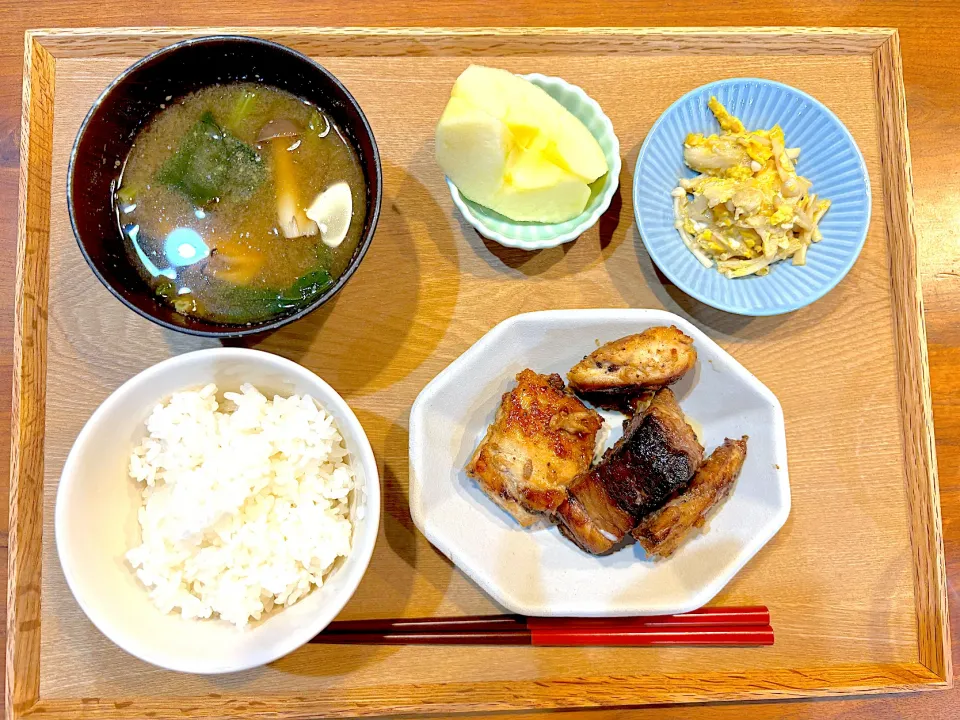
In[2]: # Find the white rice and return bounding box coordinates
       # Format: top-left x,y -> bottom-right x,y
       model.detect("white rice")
125,383 -> 355,628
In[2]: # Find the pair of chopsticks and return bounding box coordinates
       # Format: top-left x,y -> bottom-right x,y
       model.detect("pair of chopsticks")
313,606 -> 773,646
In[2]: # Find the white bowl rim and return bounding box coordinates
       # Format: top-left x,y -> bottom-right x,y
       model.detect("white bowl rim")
54,347 -> 381,674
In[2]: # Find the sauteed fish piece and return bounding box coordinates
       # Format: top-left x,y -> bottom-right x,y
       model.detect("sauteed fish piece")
634,436 -> 748,558
595,387 -> 703,516
556,388 -> 703,553
467,370 -> 602,526
556,471 -> 635,555
567,326 -> 697,408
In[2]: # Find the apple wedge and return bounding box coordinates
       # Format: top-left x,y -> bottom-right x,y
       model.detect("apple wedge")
435,65 -> 608,223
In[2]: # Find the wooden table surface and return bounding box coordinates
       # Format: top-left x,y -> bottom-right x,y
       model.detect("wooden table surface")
1,2 -> 957,718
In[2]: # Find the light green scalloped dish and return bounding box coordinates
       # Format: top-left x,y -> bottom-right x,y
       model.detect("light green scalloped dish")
446,73 -> 621,251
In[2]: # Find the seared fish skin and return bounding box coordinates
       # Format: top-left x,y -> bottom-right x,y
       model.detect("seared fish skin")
567,326 -> 697,398
467,370 -> 603,527
555,387 -> 703,553
633,436 -> 748,558
599,388 -> 703,518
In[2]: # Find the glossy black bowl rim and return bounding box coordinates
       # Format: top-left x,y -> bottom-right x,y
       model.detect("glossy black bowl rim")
67,34 -> 383,338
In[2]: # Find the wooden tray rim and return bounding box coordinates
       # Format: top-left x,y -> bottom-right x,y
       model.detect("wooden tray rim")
7,25 -> 951,720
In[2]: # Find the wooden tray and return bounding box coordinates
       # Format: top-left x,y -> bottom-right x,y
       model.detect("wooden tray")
9,26 -> 950,719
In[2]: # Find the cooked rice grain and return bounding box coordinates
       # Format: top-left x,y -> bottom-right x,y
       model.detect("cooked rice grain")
126,383 -> 354,628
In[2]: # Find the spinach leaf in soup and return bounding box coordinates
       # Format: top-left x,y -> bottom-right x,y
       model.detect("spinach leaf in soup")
261,268 -> 335,315
278,268 -> 334,309
205,268 -> 334,323
158,111 -> 265,205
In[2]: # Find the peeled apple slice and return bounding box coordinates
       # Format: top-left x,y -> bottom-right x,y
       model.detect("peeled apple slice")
306,182 -> 353,248
493,149 -> 591,222
435,64 -> 608,223
435,97 -> 512,204
451,66 -> 607,183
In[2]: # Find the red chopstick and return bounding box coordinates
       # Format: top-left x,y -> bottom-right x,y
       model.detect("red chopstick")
312,606 -> 773,646
322,606 -> 769,632
527,606 -> 769,630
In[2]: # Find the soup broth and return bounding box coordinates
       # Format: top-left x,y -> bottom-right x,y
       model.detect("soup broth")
115,83 -> 367,325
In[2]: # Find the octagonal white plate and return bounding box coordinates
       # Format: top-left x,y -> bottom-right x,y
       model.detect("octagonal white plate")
409,309 -> 790,616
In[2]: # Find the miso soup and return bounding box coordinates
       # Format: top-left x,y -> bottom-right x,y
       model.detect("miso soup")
115,83 -> 367,325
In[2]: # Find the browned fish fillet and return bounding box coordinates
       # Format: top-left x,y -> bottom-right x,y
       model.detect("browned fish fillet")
633,436 -> 748,558
556,472 -> 634,554
556,387 -> 703,553
467,370 -> 603,527
567,326 -> 697,401
598,387 -> 703,515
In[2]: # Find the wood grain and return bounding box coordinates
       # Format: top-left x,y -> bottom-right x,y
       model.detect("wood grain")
6,31 -> 53,720
874,30 -> 952,685
0,8 -> 955,720
7,27 -> 945,718
27,25 -> 894,57
14,662 -> 951,719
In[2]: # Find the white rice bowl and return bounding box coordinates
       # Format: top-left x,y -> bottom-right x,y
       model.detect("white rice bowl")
56,348 -> 380,673
126,383 -> 355,628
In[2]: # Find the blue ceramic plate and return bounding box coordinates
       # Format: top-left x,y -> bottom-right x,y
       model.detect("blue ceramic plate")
633,78 -> 871,316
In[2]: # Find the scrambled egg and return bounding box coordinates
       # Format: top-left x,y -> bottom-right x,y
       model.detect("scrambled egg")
672,97 -> 831,278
